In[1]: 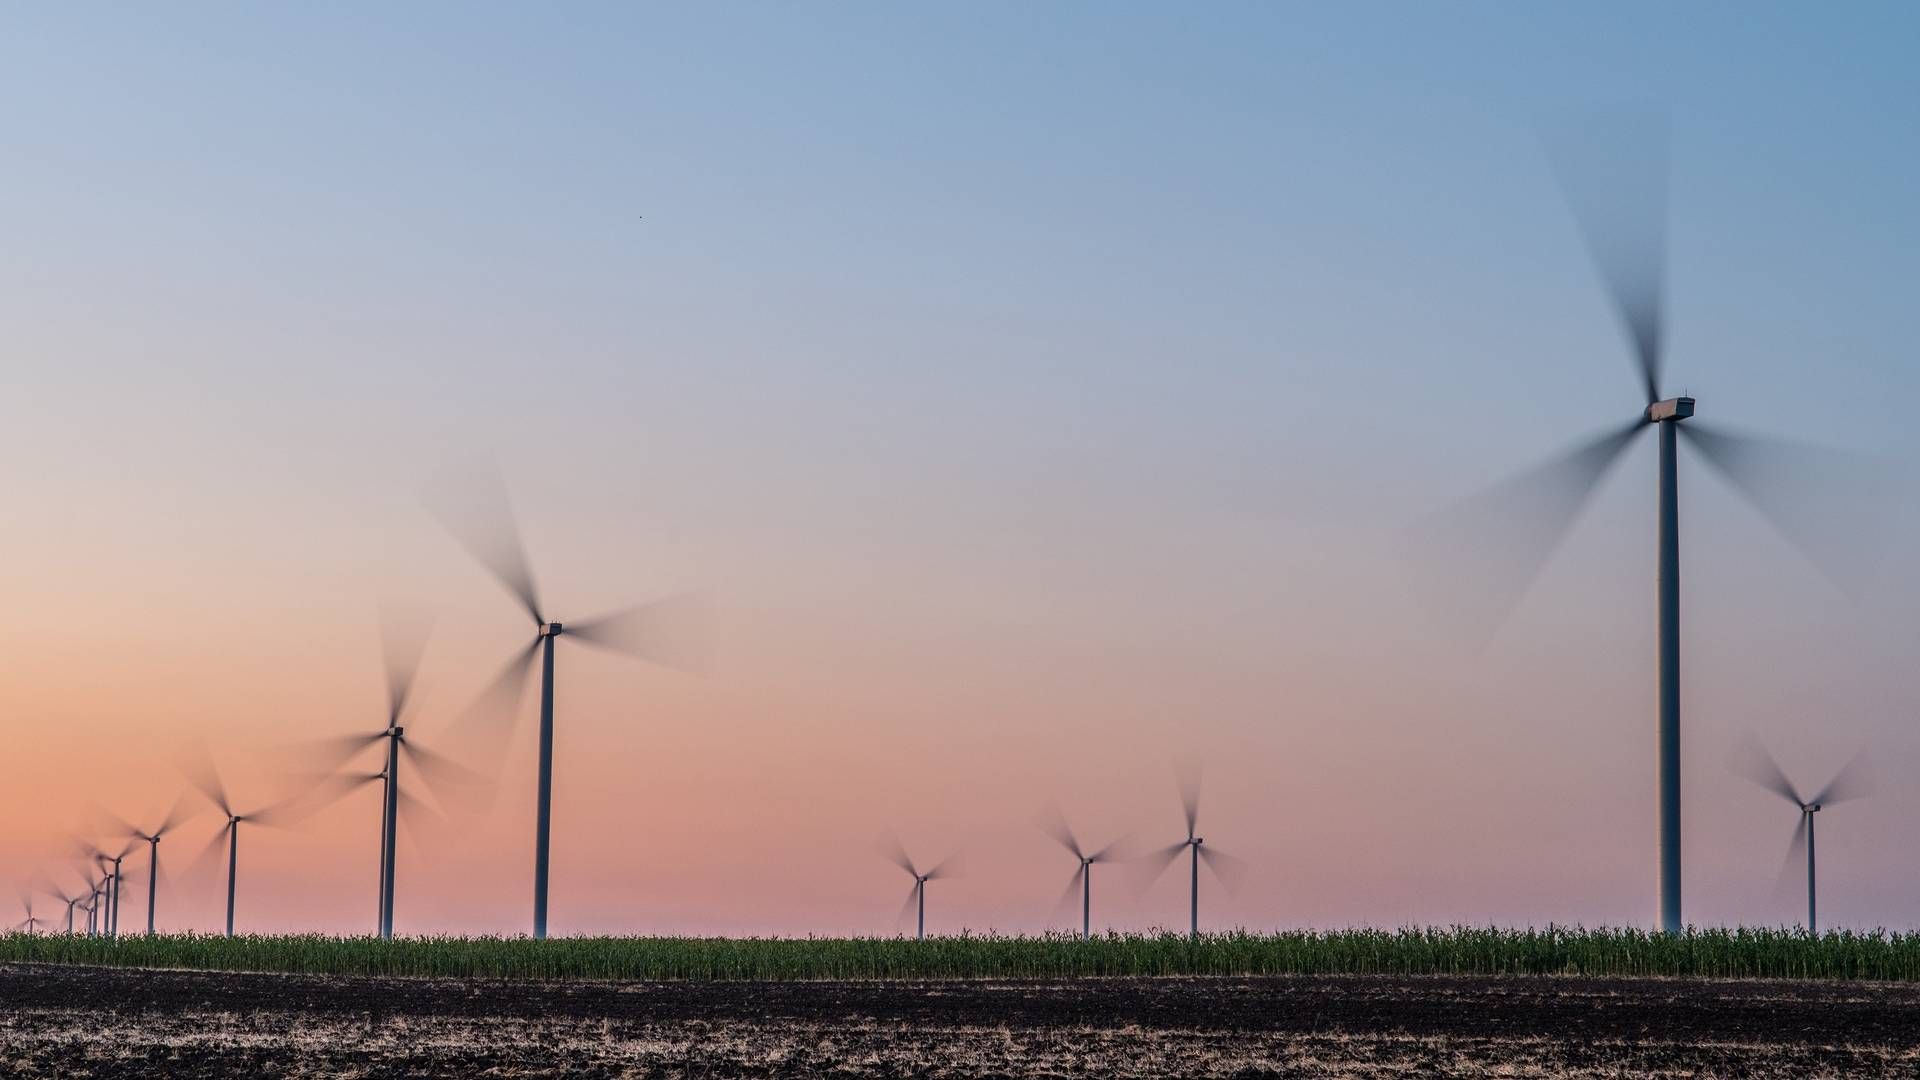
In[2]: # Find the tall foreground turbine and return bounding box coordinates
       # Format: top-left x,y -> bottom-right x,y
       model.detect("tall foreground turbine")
1731,738 -> 1871,933
428,463 -> 706,939
1448,116 -> 1874,933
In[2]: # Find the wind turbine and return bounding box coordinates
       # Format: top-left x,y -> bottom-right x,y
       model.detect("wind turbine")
882,838 -> 956,941
108,798 -> 200,936
292,609 -> 489,938
1438,114 -> 1882,934
1140,771 -> 1245,938
427,463 -> 706,939
52,880 -> 83,935
180,748 -> 341,937
84,875 -> 103,936
1731,738 -> 1871,933
81,841 -> 132,939
12,894 -> 39,935
1039,806 -> 1131,940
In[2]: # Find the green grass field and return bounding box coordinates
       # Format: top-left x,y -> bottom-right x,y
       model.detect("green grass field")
5,926 -> 1920,981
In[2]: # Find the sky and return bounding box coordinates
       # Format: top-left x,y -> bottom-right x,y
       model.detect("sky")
4,3 -> 1919,938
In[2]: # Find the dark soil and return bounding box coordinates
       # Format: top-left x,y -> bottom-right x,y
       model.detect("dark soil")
3,963 -> 1918,1077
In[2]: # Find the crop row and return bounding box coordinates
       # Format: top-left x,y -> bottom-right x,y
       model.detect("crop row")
5,926 -> 1920,981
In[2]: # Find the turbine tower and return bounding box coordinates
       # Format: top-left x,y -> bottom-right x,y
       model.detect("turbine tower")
1732,738 -> 1871,933
428,462 -> 705,939
1443,114 -> 1877,933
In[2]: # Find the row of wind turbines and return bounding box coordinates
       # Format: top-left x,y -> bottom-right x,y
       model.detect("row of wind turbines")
883,773 -> 1248,941
7,112 -> 1901,941
14,464 -> 707,942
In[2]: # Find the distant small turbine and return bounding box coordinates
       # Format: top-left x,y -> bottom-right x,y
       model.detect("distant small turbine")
1732,737 -> 1871,933
181,747 -> 322,937
109,798 -> 199,936
84,843 -> 133,939
58,888 -> 81,935
12,894 -> 39,935
1039,805 -> 1131,940
882,838 -> 956,941
298,610 -> 491,938
1141,770 -> 1246,938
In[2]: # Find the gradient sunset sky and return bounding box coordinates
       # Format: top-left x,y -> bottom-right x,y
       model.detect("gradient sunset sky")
5,3 -> 1920,937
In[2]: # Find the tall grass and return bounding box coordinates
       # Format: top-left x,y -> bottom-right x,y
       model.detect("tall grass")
3,926 -> 1918,981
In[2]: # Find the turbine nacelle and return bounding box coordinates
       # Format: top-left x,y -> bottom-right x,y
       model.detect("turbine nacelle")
540,621 -> 565,638
1645,396 -> 1695,423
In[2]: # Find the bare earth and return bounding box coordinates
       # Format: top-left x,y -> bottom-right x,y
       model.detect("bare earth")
3,964 -> 1918,1077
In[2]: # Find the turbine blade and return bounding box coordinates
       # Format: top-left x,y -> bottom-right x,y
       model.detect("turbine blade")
267,771 -> 382,827
565,592 -> 712,674
894,883 -> 920,933
1416,419 -> 1645,639
1036,802 -> 1083,860
399,739 -> 495,816
923,851 -> 963,881
1728,735 -> 1803,805
1198,845 -> 1250,894
155,791 -> 202,838
1051,865 -> 1087,925
1088,833 -> 1144,863
153,846 -> 176,895
877,834 -> 918,878
287,732 -> 385,775
1129,842 -> 1188,892
1543,109 -> 1668,404
91,806 -> 140,842
1774,813 -> 1811,914
1176,765 -> 1201,837
451,640 -> 541,768
380,600 -> 435,724
1811,750 -> 1874,807
182,821 -> 234,884
395,785 -> 452,846
1680,422 -> 1892,594
177,742 -> 232,818
422,456 -> 545,626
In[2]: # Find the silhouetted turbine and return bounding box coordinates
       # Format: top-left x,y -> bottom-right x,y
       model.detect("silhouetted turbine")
428,461 -> 706,939
1139,770 -> 1245,938
1433,112 -> 1887,933
882,837 -> 956,941
1039,804 -> 1132,940
1731,737 -> 1872,933
181,746 -> 342,937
